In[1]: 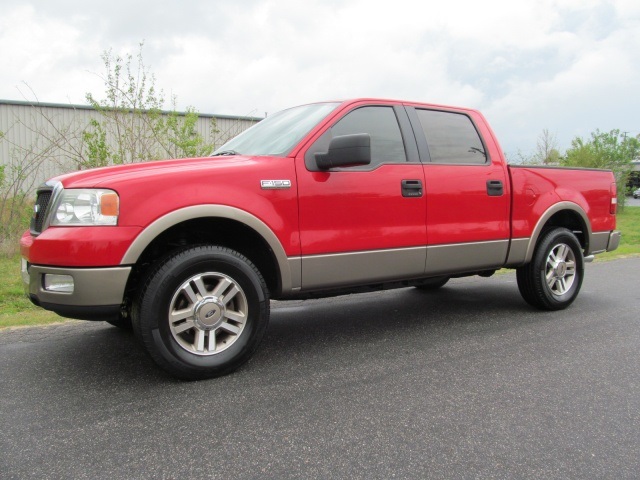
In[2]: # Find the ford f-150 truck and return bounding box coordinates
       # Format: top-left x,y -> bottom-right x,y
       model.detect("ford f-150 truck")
21,98 -> 620,379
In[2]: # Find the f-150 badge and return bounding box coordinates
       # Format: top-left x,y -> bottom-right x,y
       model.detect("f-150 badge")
260,180 -> 291,190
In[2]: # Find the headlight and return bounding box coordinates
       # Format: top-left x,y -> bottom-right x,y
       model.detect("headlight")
50,189 -> 119,226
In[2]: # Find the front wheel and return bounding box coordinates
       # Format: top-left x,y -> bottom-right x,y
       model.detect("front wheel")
106,316 -> 132,330
132,246 -> 270,380
415,276 -> 450,291
516,228 -> 584,311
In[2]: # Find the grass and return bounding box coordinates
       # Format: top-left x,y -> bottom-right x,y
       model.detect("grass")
0,256 -> 67,329
1,207 -> 639,329
597,207 -> 640,260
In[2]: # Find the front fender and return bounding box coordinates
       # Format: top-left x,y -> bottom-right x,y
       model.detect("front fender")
120,205 -> 298,293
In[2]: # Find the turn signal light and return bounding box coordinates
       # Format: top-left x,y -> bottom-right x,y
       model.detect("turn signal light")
100,193 -> 119,217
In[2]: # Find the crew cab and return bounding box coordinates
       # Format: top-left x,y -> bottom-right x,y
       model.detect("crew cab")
21,99 -> 620,379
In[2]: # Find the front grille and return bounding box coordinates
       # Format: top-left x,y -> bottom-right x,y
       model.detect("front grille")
30,189 -> 53,235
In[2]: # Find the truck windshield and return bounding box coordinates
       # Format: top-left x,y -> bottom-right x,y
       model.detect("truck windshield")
211,102 -> 339,157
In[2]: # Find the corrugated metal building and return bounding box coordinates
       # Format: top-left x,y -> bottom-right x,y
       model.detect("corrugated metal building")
0,100 -> 261,191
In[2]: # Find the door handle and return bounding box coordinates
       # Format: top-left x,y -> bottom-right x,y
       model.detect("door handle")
401,179 -> 423,197
486,180 -> 503,196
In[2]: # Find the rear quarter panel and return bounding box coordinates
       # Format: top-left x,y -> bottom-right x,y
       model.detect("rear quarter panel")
509,166 -> 616,238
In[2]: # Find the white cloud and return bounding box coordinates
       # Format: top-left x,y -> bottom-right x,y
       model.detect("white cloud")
0,5 -> 104,103
1,0 -> 639,154
484,2 -> 640,153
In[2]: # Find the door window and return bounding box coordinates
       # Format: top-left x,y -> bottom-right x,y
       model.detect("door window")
305,106 -> 407,169
416,109 -> 488,164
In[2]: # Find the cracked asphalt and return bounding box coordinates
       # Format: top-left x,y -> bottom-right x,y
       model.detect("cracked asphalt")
1,258 -> 639,479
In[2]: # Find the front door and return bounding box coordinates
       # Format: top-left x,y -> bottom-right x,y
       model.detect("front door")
296,103 -> 427,290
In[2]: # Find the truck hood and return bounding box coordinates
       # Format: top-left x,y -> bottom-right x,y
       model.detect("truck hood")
54,155 -> 265,189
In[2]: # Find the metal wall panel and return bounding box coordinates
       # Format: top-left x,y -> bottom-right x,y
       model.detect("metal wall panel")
0,101 -> 260,191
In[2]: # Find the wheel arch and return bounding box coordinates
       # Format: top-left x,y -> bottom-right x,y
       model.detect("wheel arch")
524,202 -> 592,263
121,205 -> 295,297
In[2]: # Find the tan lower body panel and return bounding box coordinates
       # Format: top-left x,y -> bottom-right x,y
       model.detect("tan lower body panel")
297,240 -> 510,291
300,247 -> 426,290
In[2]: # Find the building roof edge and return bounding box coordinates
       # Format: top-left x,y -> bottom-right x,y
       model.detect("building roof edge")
0,99 -> 263,122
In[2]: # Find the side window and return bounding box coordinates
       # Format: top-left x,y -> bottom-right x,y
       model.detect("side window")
305,106 -> 407,169
416,109 -> 487,164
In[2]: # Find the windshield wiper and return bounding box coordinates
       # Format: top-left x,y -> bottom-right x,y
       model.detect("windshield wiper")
211,150 -> 239,157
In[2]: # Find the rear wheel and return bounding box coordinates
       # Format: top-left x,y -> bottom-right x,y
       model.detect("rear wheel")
132,245 -> 270,380
516,228 -> 584,310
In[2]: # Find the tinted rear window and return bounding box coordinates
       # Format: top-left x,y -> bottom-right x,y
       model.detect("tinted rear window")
416,109 -> 487,164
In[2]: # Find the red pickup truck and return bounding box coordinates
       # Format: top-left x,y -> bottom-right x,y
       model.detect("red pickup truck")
21,99 -> 620,379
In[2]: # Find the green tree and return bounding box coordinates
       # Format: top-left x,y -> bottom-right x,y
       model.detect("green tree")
507,129 -> 562,166
562,129 -> 640,209
83,42 -> 217,167
0,43 -> 224,253
82,119 -> 110,169
153,104 -> 216,158
535,128 -> 561,165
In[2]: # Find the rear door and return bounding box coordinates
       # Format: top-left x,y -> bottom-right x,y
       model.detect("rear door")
407,106 -> 511,275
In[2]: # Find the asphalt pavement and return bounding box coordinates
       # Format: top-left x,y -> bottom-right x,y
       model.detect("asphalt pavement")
1,258 -> 639,479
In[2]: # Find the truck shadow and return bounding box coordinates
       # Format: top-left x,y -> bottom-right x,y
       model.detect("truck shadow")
259,280 -> 535,359
3,277 -> 596,386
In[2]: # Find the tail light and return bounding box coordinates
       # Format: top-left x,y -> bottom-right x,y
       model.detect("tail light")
610,182 -> 617,215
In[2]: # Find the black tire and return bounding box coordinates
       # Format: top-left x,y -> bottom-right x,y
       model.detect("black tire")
516,228 -> 584,311
106,316 -> 132,330
415,276 -> 450,290
132,245 -> 270,380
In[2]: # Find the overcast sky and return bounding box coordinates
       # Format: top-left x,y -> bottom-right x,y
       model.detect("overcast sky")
1,0 -> 638,156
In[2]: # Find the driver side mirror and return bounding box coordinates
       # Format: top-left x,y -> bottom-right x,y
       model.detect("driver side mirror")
315,133 -> 371,170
